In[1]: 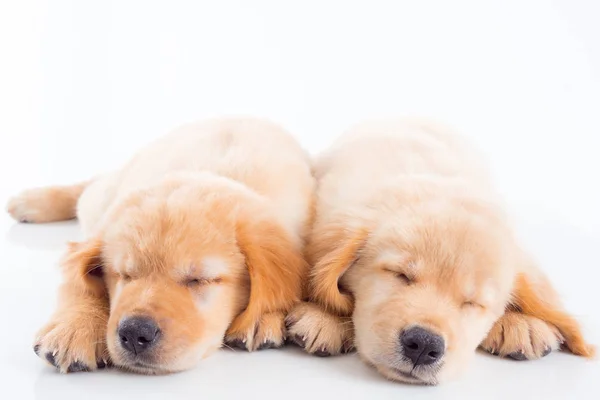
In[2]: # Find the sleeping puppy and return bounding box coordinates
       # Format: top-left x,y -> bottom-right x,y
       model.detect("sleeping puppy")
286,118 -> 595,384
7,117 -> 314,374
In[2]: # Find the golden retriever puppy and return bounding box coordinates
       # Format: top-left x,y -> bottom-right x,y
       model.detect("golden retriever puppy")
286,118 -> 595,384
7,117 -> 314,374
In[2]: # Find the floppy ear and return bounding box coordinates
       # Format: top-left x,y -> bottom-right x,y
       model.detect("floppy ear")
227,219 -> 307,333
308,229 -> 368,316
58,238 -> 107,301
509,250 -> 595,358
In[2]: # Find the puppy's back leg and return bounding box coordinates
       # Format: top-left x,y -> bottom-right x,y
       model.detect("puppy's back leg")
6,181 -> 89,223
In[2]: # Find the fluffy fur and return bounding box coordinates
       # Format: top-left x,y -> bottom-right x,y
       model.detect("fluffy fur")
7,117 -> 314,374
286,118 -> 595,385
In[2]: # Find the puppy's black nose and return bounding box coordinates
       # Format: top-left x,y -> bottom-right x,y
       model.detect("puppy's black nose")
118,316 -> 160,355
400,326 -> 445,366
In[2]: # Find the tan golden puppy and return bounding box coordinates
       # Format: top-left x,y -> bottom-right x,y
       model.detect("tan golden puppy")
7,117 -> 314,374
286,118 -> 594,385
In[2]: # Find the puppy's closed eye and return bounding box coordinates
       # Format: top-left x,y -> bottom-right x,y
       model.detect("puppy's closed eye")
462,301 -> 485,310
383,269 -> 414,285
119,272 -> 132,282
395,273 -> 413,285
184,278 -> 222,288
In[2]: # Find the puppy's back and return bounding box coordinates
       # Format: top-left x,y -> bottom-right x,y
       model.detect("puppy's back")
317,118 -> 487,183
113,117 -> 314,237
312,118 -> 494,227
120,118 -> 309,192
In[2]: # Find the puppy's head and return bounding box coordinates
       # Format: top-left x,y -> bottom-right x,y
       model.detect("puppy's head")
63,173 -> 303,373
310,199 -> 517,384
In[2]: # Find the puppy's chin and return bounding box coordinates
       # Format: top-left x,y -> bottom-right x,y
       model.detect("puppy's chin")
113,354 -> 197,375
110,342 -> 220,375
119,361 -> 174,375
361,353 -> 441,385
376,365 -> 438,385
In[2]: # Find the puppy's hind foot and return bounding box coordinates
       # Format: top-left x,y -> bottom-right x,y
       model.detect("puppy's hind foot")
7,182 -> 88,223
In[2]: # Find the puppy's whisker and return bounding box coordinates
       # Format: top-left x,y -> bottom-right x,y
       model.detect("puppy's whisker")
222,343 -> 234,351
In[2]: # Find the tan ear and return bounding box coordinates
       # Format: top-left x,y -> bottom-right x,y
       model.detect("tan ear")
510,251 -> 595,358
59,238 -> 106,300
227,219 -> 307,333
308,229 -> 368,316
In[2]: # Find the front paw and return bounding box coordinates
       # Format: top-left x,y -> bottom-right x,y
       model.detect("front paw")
285,302 -> 354,357
34,313 -> 109,373
480,311 -> 563,361
225,311 -> 286,351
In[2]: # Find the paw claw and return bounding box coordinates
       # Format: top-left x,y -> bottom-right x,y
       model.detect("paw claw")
96,359 -> 106,369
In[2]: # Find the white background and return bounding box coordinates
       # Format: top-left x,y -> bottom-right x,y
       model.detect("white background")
0,0 -> 599,399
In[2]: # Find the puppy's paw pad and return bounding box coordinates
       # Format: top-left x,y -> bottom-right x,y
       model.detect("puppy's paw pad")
541,347 -> 552,357
288,333 -> 307,349
67,361 -> 90,373
313,347 -> 332,357
507,351 -> 528,361
225,337 -> 249,350
285,302 -> 354,356
481,312 -> 562,361
257,340 -> 277,350
44,351 -> 58,367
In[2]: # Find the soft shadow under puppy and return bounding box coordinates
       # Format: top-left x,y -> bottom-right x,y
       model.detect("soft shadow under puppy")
6,220 -> 81,251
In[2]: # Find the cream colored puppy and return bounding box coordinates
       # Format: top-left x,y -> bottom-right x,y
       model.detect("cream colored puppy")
286,118 -> 594,384
7,117 -> 314,374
